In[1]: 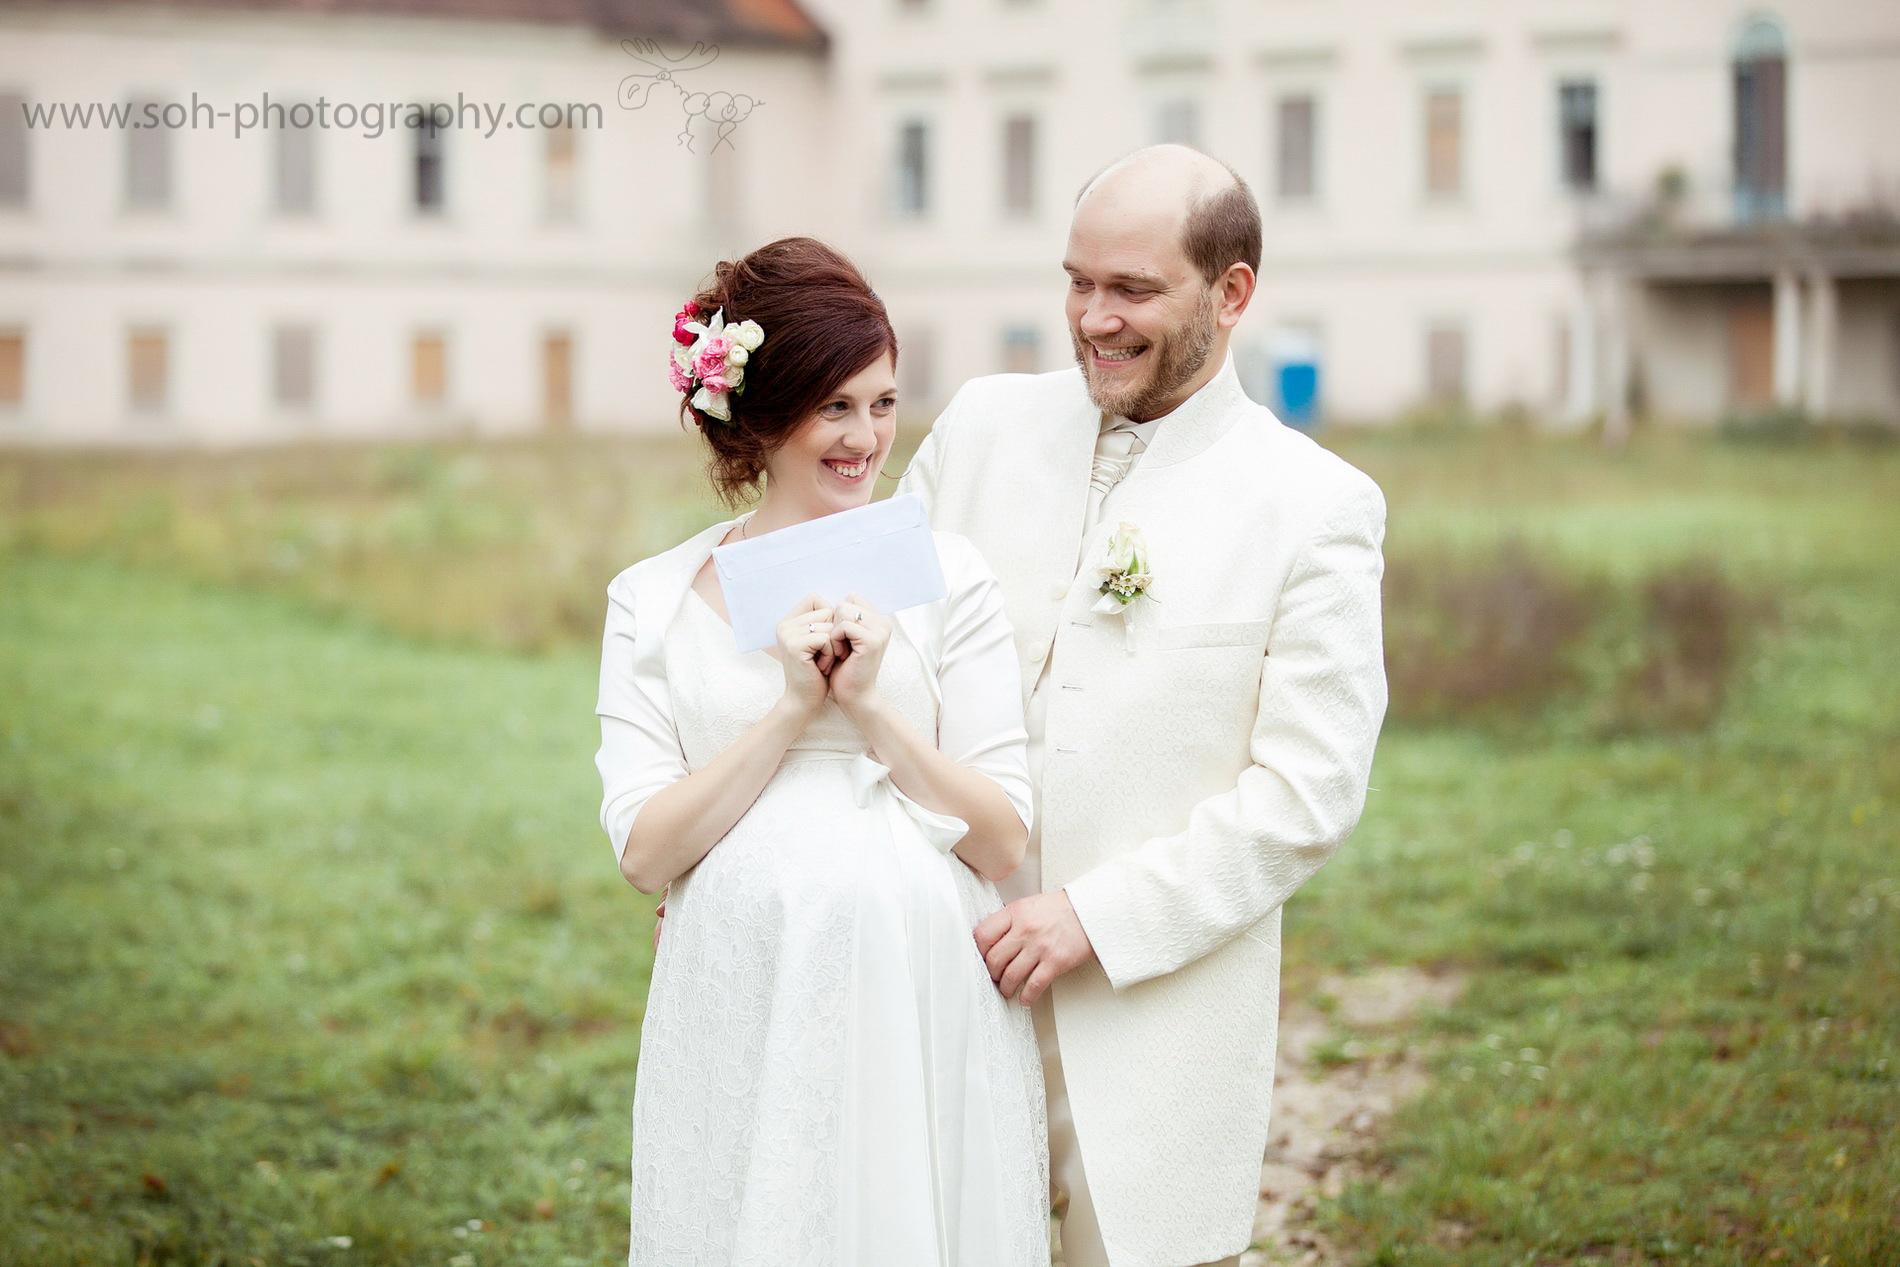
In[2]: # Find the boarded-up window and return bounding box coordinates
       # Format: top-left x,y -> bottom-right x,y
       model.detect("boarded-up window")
128,327 -> 169,412
704,134 -> 739,232
1424,87 -> 1462,199
1425,321 -> 1467,404
1559,80 -> 1598,194
900,325 -> 935,405
1001,325 -> 1040,375
275,120 -> 316,215
126,99 -> 171,209
0,328 -> 23,405
412,331 -> 447,404
1275,94 -> 1317,201
0,92 -> 27,207
273,325 -> 316,408
543,330 -> 573,430
1002,114 -> 1036,216
1727,291 -> 1774,408
545,123 -> 577,221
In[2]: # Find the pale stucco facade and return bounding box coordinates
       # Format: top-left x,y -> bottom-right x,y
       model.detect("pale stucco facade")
1,0 -> 1897,445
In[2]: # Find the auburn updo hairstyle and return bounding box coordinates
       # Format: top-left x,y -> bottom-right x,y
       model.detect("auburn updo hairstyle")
678,237 -> 897,506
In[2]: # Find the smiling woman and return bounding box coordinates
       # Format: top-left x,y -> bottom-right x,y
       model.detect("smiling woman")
598,235 -> 1050,1264
672,236 -> 900,507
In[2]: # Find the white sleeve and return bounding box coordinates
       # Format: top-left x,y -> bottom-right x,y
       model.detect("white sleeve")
1062,477 -> 1388,988
932,536 -> 1034,833
593,572 -> 689,864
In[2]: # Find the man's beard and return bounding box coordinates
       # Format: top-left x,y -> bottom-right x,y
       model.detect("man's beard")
1071,288 -> 1218,421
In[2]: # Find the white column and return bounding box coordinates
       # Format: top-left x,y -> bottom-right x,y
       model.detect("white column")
1772,268 -> 1803,407
1803,271 -> 1837,419
1565,276 -> 1598,427
1597,269 -> 1632,446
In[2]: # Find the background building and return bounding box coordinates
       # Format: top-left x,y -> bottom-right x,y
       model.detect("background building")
2,0 -> 1897,444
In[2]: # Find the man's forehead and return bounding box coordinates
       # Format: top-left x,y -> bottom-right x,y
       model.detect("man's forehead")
1063,232 -> 1189,283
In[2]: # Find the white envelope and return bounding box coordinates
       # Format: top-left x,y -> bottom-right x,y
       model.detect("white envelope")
712,494 -> 949,652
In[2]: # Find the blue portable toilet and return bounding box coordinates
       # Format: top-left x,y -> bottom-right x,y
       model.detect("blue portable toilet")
1267,327 -> 1321,429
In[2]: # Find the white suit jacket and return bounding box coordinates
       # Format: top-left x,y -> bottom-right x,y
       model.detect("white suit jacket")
898,355 -> 1387,1266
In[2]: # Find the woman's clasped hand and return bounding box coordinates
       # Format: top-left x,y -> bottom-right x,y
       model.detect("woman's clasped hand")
770,591 -> 893,719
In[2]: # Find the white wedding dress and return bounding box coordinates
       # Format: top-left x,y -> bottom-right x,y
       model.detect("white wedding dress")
625,585 -> 1050,1266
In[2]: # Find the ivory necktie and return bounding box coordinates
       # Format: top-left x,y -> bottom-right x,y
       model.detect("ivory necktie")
1084,424 -> 1141,533
1077,424 -> 1143,571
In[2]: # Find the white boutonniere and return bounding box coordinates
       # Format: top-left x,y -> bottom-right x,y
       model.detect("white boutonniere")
1091,522 -> 1155,651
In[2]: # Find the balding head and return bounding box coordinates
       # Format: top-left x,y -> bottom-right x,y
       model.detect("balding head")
1075,145 -> 1261,284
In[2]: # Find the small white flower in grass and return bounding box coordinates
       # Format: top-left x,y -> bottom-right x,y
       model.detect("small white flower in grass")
325,1236 -> 353,1249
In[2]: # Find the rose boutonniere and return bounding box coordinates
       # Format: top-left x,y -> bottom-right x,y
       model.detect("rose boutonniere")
1092,522 -> 1155,650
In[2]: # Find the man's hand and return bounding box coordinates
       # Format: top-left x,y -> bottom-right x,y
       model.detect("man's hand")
651,883 -> 667,954
973,889 -> 1096,1007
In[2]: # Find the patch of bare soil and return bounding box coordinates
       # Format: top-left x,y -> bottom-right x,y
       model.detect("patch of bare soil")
1241,965 -> 1469,1266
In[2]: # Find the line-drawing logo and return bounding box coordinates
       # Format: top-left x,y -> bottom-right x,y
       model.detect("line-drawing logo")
618,39 -> 761,152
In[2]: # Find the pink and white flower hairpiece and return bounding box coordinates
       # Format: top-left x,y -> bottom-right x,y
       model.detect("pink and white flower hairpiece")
669,300 -> 766,424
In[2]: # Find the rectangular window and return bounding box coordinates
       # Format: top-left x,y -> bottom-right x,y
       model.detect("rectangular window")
0,91 -> 27,207
896,120 -> 929,217
1155,99 -> 1200,148
272,324 -> 316,409
1424,320 -> 1468,404
411,331 -> 447,404
900,326 -> 935,404
1275,94 -> 1317,202
1424,86 -> 1463,199
1001,325 -> 1041,375
545,123 -> 577,221
1002,114 -> 1037,216
1559,79 -> 1598,194
413,110 -> 446,213
543,330 -> 574,429
274,119 -> 316,215
127,326 -> 169,412
0,328 -> 23,406
125,99 -> 172,209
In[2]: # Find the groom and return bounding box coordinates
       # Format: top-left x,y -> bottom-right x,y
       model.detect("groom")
897,145 -> 1388,1266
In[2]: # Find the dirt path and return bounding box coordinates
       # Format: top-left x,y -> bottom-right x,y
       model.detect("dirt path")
1242,966 -> 1469,1266
1047,965 -> 1467,1266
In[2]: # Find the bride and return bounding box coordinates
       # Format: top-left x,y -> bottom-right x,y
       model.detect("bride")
593,237 -> 1050,1266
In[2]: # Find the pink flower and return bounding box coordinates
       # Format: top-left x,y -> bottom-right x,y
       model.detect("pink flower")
694,337 -> 731,379
699,372 -> 730,394
667,359 -> 692,394
671,301 -> 701,345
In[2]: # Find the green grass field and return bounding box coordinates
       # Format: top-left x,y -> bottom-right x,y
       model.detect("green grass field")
2,428 -> 1896,1265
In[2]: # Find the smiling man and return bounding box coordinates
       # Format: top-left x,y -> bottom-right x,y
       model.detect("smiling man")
898,145 -> 1390,1267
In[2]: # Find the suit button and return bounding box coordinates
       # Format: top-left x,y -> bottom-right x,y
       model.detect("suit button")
1028,638 -> 1050,660
1050,581 -> 1069,601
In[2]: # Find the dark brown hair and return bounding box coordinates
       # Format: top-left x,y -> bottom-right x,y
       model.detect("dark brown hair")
1183,173 -> 1262,284
679,237 -> 897,506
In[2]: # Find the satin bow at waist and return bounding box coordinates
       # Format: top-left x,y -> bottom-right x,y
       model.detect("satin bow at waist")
774,748 -> 968,855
